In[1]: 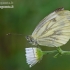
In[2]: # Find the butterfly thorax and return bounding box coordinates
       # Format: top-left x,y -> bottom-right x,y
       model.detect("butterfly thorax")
26,35 -> 38,46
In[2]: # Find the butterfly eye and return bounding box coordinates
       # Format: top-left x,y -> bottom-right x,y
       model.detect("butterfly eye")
26,35 -> 33,43
25,36 -> 30,41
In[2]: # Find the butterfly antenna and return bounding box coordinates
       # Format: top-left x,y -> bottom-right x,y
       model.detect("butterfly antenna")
6,33 -> 24,36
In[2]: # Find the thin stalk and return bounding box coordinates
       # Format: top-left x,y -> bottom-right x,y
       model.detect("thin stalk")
42,47 -> 70,57
43,50 -> 58,55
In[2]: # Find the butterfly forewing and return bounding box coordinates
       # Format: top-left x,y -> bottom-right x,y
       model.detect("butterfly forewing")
32,11 -> 58,38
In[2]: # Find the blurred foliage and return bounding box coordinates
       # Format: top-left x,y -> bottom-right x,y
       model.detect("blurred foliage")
0,0 -> 70,70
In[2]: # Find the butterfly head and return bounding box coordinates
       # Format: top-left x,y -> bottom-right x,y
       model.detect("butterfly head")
26,35 -> 37,45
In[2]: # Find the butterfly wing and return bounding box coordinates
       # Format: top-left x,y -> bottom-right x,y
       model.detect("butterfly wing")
32,9 -> 70,47
32,11 -> 58,39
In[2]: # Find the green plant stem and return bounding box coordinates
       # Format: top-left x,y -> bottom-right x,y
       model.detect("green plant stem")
43,50 -> 58,55
43,47 -> 70,56
61,51 -> 70,55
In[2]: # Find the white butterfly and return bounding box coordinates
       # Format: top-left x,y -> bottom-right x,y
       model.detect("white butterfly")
26,8 -> 70,47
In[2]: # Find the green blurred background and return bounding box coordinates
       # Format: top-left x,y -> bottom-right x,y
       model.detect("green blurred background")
0,0 -> 70,70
